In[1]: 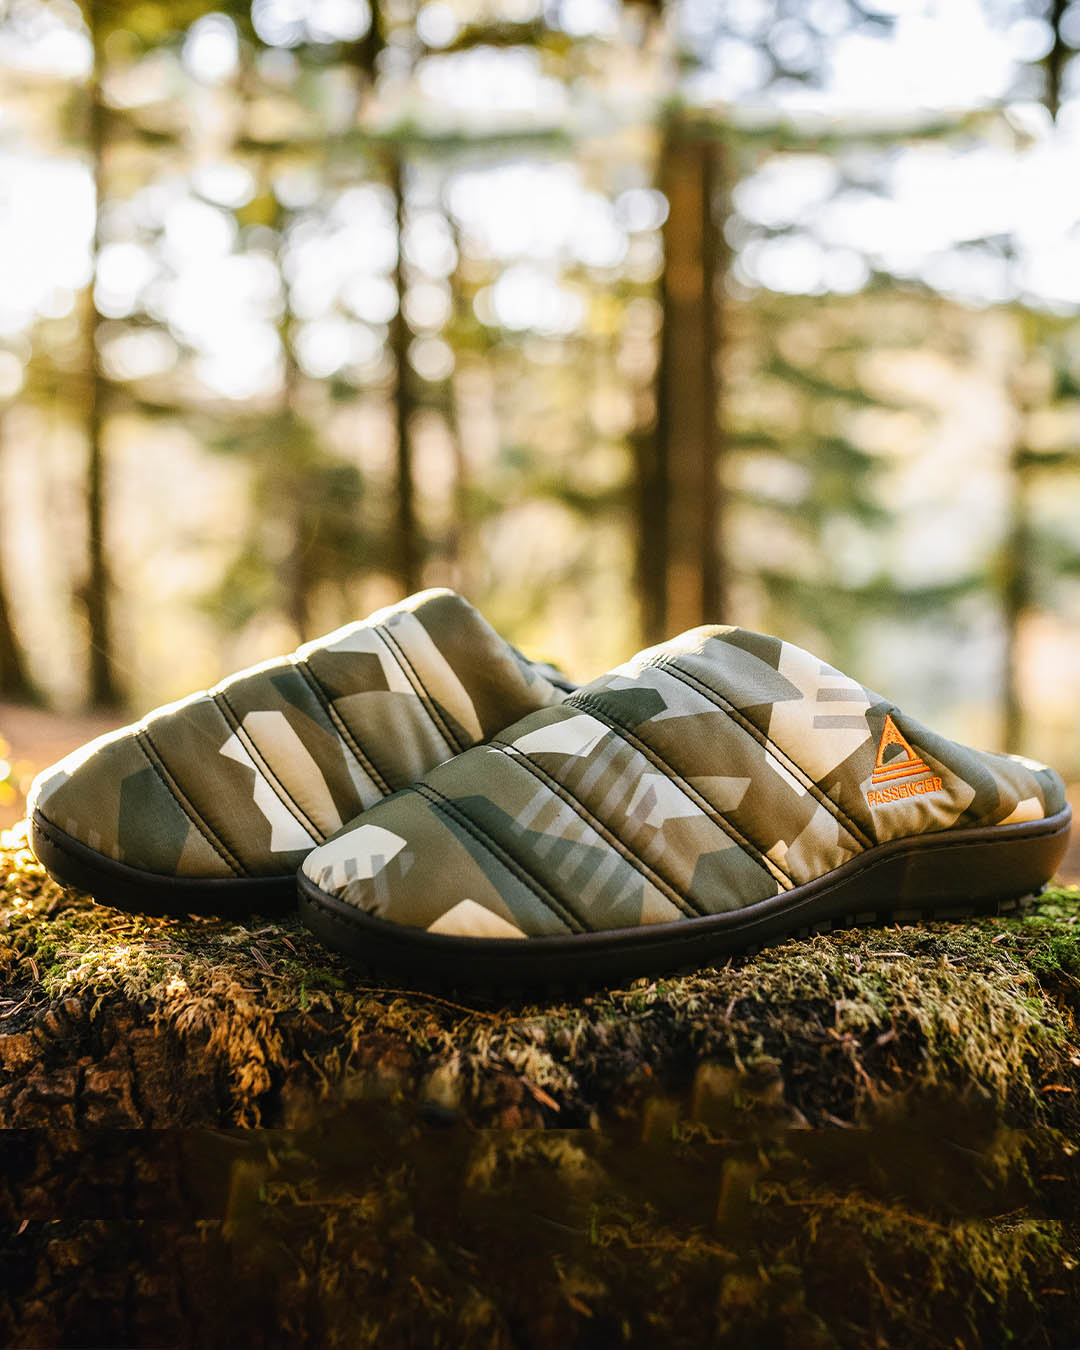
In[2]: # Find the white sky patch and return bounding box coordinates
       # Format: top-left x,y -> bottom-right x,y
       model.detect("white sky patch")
448,161 -> 624,267
195,325 -> 283,400
478,265 -> 587,335
99,327 -> 179,382
95,243 -> 157,319
0,6 -> 90,78
734,120 -> 1080,307
193,163 -> 256,210
182,13 -> 239,84
824,1 -> 1016,111
253,0 -> 372,48
295,316 -> 375,379
417,2 -> 461,50
0,153 -> 93,335
417,47 -> 567,121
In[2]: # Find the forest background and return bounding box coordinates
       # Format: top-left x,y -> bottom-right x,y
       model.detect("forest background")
2,0 -> 1080,827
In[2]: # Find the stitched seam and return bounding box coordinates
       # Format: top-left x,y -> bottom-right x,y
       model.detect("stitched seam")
416,782 -> 583,934
655,660 -> 873,851
303,813 -> 1066,954
134,730 -> 243,877
209,687 -> 323,843
290,656 -> 394,796
42,815 -> 294,888
378,625 -> 464,756
567,698 -> 793,889
491,742 -> 701,919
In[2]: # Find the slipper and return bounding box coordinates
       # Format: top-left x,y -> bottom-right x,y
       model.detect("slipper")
28,590 -> 573,915
297,625 -> 1071,987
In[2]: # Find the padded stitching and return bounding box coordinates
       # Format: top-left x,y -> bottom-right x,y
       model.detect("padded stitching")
378,625 -> 464,756
134,730 -> 243,877
290,656 -> 394,796
567,697 -> 793,889
209,687 -> 323,843
34,812 -> 297,898
416,782 -> 583,934
657,659 -> 873,850
491,743 -> 702,919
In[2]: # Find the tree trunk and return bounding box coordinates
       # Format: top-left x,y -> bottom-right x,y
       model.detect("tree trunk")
0,423 -> 35,702
441,208 -> 473,594
650,122 -> 724,642
389,150 -> 420,595
280,327 -> 312,642
1045,0 -> 1069,119
0,567 -> 33,705
1001,443 -> 1029,753
83,13 -> 121,709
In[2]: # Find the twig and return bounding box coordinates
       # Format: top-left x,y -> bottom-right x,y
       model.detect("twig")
250,946 -> 274,974
371,987 -> 500,1020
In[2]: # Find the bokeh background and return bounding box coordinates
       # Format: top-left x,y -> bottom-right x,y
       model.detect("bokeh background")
2,0 -> 1080,828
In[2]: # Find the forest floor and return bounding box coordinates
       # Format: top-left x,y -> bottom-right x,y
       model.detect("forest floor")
3,701 -> 1080,1346
0,825 -> 1079,1343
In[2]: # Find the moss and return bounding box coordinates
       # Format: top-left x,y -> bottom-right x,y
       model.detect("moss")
3,822 -> 1080,1131
3,820 -> 1080,1344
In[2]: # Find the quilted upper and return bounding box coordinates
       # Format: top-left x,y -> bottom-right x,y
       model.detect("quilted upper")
28,589 -> 571,879
301,625 -> 1067,938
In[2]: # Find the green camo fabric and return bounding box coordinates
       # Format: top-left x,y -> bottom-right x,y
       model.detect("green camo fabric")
301,625 -> 1068,939
28,590 -> 572,880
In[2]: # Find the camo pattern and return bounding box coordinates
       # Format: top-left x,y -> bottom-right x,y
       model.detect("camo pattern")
302,625 -> 1068,938
28,590 -> 572,880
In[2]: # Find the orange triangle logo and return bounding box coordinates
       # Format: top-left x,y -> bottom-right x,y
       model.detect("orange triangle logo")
871,714 -> 930,785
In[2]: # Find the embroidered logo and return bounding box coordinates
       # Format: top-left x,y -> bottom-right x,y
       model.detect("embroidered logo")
867,714 -> 942,806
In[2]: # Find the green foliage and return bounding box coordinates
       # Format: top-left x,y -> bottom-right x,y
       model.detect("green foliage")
2,0 -> 1079,759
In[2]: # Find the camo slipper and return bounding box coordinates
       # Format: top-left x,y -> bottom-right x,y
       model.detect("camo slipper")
297,625 -> 1071,987
28,590 -> 573,915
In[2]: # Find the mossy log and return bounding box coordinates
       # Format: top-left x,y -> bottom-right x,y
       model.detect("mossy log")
2,819 -> 1080,1347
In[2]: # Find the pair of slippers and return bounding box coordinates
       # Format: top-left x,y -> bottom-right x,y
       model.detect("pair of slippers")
27,589 -> 1072,989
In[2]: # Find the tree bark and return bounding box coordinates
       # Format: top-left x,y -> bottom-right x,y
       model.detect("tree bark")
280,327 -> 312,643
390,150 -> 421,595
650,122 -> 724,642
1045,0 -> 1069,119
0,422 -> 35,702
1001,443 -> 1030,753
83,9 -> 121,709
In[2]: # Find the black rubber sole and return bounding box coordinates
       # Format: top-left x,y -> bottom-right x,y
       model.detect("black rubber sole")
297,806 -> 1073,990
31,811 -> 297,918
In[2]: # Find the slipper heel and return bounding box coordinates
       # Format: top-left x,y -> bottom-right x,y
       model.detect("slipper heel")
882,807 -> 1073,914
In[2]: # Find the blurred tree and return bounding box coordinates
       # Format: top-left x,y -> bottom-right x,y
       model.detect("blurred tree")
1000,316 -> 1080,749
2,0 -> 1079,774
81,2 -> 122,706
387,142 -> 420,595
638,0 -> 903,640
0,422 -> 36,702
996,0 -> 1080,747
645,127 -> 722,641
